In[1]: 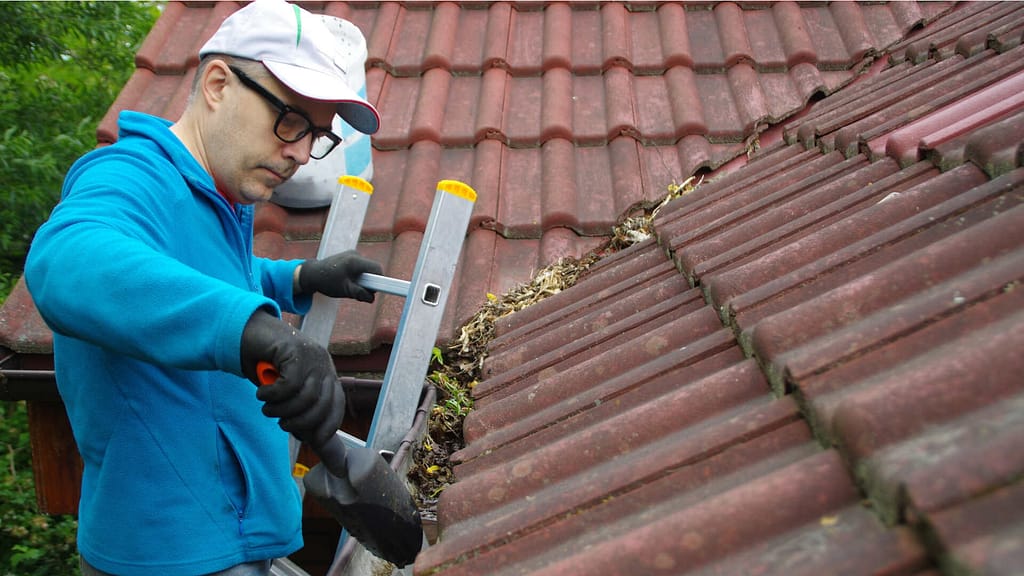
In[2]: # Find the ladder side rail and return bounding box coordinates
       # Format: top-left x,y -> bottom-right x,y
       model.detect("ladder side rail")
365,182 -> 476,453
299,177 -> 374,348
287,178 -> 373,491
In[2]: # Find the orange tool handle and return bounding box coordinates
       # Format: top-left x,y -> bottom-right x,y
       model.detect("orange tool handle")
254,361 -> 309,478
256,361 -> 279,386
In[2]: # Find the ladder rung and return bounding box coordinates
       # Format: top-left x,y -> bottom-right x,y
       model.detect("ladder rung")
357,273 -> 411,298
270,557 -> 310,576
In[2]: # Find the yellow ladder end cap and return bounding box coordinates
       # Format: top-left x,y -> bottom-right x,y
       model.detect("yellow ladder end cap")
437,179 -> 477,203
338,175 -> 374,195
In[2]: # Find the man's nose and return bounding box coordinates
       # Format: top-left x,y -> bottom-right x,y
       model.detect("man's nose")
281,134 -> 313,165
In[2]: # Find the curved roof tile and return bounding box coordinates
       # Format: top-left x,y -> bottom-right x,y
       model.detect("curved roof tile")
423,3 -> 1024,575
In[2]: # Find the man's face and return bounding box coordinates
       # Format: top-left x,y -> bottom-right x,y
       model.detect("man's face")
208,64 -> 337,205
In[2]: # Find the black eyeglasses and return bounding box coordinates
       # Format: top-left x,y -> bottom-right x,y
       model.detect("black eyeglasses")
228,66 -> 342,160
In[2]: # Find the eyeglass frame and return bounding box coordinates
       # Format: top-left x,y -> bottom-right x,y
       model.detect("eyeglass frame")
228,65 -> 343,160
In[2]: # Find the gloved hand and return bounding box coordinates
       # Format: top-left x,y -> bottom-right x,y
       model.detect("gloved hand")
240,310 -> 345,449
298,250 -> 383,303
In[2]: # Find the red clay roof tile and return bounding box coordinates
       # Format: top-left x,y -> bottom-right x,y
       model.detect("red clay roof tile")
418,3 -> 1024,575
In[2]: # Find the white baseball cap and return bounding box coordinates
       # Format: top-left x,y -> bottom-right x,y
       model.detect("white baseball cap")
200,0 -> 380,135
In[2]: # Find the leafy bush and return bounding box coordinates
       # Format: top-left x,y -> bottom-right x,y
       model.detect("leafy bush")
0,402 -> 79,576
0,0 -> 160,294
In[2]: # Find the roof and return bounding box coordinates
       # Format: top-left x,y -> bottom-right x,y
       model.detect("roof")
0,0 -> 956,366
0,0 -> 1019,572
418,3 -> 1024,575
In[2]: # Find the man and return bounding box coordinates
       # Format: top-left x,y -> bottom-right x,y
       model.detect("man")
24,1 -> 381,574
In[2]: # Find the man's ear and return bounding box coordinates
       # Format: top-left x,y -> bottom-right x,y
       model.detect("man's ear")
199,59 -> 232,110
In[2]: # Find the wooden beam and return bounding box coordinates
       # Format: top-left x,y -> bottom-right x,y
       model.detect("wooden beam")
26,401 -> 82,515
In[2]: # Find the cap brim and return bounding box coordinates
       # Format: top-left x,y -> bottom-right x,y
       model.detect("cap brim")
264,61 -> 380,135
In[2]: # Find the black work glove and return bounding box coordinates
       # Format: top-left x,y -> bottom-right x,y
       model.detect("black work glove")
298,250 -> 383,303
240,310 -> 345,450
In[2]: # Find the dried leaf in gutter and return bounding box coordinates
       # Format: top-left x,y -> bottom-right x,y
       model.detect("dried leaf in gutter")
407,254 -> 598,512
606,175 -> 701,252
407,175 -> 702,520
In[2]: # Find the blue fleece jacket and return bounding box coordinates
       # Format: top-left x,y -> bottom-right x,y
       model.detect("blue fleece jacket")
25,111 -> 313,575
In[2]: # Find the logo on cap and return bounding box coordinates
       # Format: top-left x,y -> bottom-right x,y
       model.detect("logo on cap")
293,5 -> 302,47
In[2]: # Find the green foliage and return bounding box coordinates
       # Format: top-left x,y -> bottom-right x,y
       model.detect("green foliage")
0,1 -> 161,295
0,272 -> 16,305
426,347 -> 473,433
1,402 -> 79,576
426,370 -> 474,436
430,346 -> 445,366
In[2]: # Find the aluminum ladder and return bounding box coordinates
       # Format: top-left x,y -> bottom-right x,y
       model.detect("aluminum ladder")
272,175 -> 476,575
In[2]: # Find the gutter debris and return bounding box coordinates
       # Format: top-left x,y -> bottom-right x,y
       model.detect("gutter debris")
407,175 -> 701,523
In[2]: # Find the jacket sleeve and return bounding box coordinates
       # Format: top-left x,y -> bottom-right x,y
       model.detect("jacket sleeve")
25,153 -> 275,377
254,256 -> 313,316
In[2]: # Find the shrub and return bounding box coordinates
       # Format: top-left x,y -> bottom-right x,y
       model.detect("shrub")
0,402 -> 79,575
